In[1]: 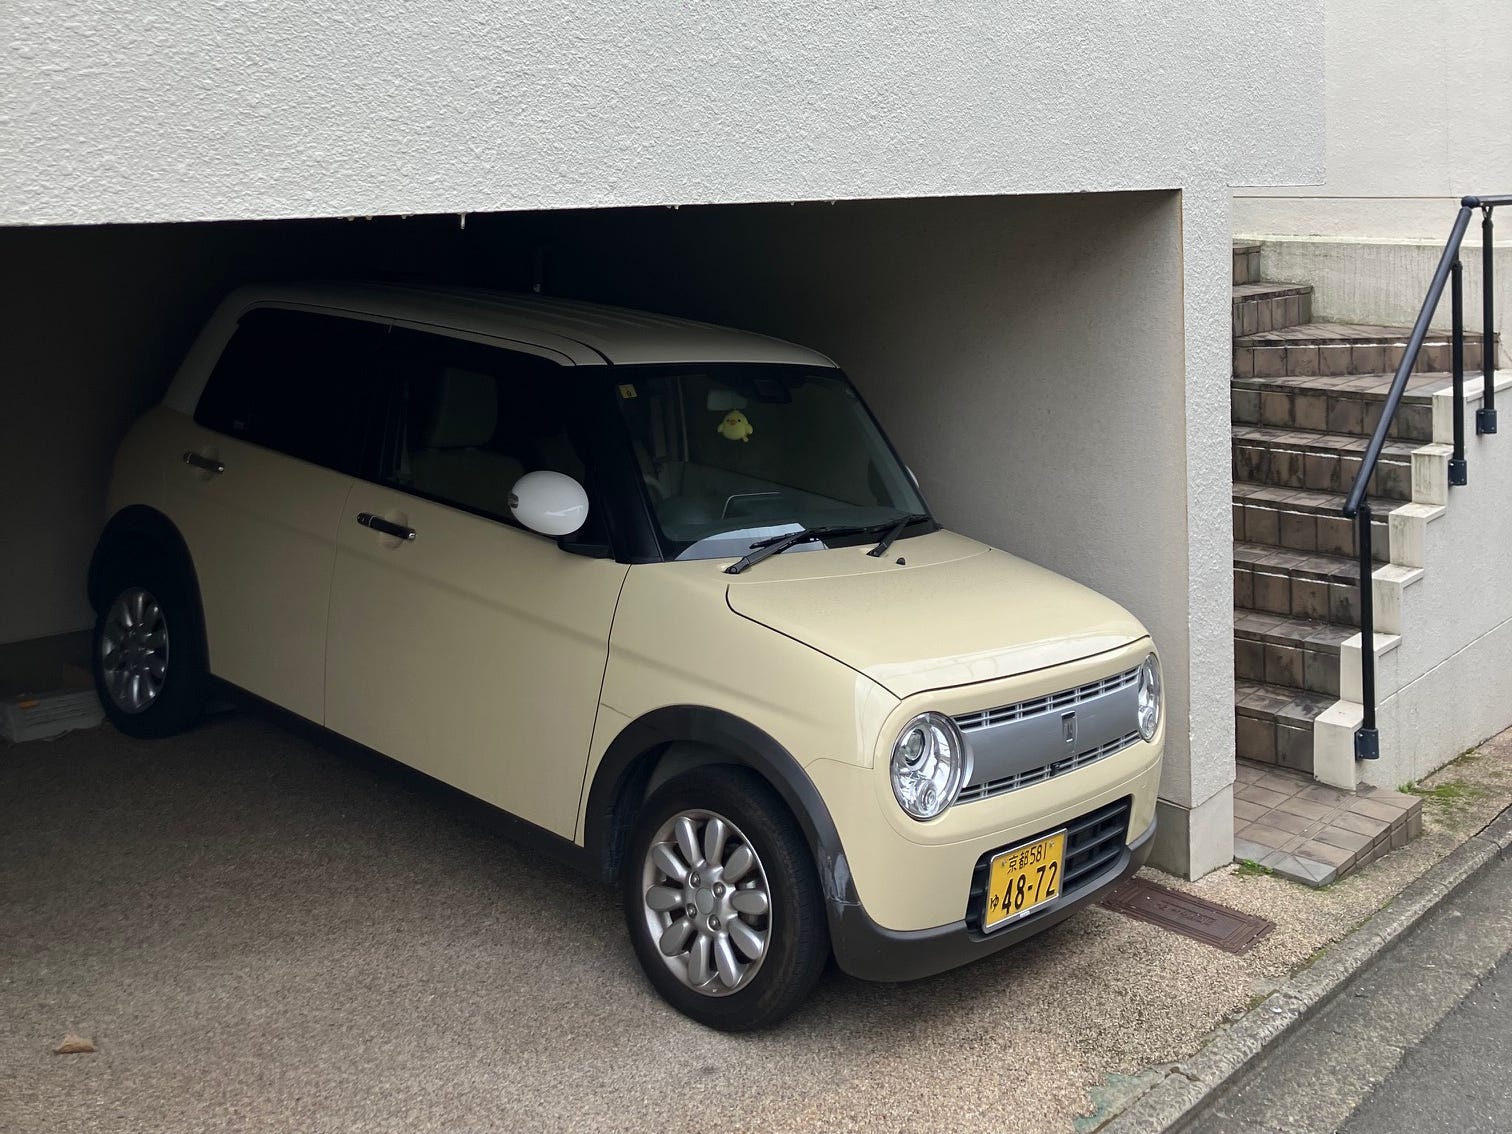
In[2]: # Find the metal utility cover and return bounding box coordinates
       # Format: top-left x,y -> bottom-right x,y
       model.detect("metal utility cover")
1100,878 -> 1273,954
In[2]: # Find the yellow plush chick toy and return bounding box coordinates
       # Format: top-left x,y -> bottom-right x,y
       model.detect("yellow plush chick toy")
717,410 -> 754,442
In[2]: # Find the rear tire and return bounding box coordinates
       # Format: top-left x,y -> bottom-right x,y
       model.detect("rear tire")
92,555 -> 206,739
622,765 -> 829,1031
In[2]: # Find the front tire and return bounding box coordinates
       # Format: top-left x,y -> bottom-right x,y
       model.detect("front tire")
92,559 -> 206,739
623,766 -> 829,1031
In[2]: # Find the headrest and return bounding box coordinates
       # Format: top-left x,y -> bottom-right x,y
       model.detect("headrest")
422,367 -> 497,449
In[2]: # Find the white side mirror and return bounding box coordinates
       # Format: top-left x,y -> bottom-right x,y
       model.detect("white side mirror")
509,471 -> 589,537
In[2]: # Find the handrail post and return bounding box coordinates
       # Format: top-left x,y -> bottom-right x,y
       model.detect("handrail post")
1355,503 -> 1380,760
1478,206 -> 1498,435
1451,259 -> 1468,485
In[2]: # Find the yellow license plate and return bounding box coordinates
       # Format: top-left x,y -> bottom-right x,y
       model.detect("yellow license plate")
983,830 -> 1066,932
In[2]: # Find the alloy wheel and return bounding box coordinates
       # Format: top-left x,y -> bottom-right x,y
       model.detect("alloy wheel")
99,587 -> 170,714
639,809 -> 773,996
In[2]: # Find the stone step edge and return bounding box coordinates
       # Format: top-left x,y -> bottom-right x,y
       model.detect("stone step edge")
1232,485 -> 1390,563
1232,337 -> 1489,382
1234,482 -> 1398,515
1235,423 -> 1422,457
1235,324 -> 1492,347
1233,614 -> 1356,698
1233,282 -> 1313,300
1234,679 -> 1336,727
1234,613 -> 1357,651
1233,541 -> 1360,583
1232,374 -> 1448,404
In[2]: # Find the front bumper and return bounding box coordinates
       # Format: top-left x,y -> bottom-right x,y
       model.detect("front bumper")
829,814 -> 1155,983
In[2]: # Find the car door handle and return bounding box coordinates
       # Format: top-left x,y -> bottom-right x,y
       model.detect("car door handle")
181,451 -> 225,474
357,512 -> 417,541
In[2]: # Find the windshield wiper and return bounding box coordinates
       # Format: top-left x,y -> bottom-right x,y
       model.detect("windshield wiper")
725,522 -> 894,575
867,513 -> 930,559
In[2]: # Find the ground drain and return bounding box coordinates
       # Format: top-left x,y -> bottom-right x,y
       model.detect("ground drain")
1100,878 -> 1273,954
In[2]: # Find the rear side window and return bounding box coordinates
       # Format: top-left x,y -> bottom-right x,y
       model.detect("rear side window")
195,307 -> 386,472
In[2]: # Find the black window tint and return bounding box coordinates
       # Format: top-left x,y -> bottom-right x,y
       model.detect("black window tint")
195,308 -> 384,472
381,328 -> 591,527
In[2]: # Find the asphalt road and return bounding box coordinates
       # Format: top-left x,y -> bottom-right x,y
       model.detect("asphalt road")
1340,949 -> 1512,1134
1191,843 -> 1512,1133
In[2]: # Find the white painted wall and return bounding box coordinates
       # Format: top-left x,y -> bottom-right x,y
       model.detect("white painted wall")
1373,376 -> 1512,786
1315,375 -> 1512,791
1234,0 -> 1512,338
5,1 -> 1322,227
1236,0 -> 1512,240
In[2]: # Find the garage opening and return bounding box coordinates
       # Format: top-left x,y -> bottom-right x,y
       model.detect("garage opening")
1,190 -> 1185,676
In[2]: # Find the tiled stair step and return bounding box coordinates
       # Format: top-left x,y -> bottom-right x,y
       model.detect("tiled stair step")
1234,609 -> 1355,697
1233,282 -> 1314,337
1233,243 -> 1261,285
1235,679 -> 1337,772
1231,372 -> 1443,443
1232,482 -> 1391,562
1235,323 -> 1494,379
1232,425 -> 1415,501
1234,541 -> 1361,627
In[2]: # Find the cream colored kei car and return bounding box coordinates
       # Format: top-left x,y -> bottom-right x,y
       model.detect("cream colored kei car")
91,283 -> 1165,1030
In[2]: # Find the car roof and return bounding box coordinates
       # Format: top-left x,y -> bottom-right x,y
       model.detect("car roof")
225,281 -> 837,368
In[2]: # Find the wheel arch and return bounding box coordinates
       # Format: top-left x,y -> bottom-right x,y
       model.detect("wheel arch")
88,505 -> 209,662
583,707 -> 859,914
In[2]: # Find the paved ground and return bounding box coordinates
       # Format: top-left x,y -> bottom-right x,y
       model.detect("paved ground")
1183,837 -> 1512,1133
1342,950 -> 1512,1134
4,713 -> 1512,1133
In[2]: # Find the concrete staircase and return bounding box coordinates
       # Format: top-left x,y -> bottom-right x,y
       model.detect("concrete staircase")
1228,243 -> 1494,780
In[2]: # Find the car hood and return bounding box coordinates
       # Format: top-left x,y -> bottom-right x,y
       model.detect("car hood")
724,530 -> 1148,699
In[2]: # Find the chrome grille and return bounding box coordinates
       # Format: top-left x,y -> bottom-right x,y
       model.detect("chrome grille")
956,730 -> 1141,804
954,665 -> 1140,732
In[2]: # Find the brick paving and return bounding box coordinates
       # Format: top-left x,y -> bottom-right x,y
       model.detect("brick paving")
1233,759 -> 1422,886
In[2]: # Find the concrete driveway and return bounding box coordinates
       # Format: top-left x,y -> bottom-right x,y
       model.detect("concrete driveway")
7,713 -> 1508,1133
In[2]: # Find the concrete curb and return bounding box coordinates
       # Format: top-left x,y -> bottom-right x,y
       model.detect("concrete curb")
1092,805 -> 1512,1133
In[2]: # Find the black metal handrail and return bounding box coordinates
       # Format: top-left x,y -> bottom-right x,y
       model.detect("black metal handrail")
1342,194 -> 1508,760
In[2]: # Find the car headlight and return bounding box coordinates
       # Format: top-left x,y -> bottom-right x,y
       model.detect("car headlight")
890,712 -> 967,820
1137,653 -> 1162,741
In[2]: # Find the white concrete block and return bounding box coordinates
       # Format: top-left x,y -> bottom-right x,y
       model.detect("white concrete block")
1152,784 -> 1234,880
1313,700 -> 1365,791
1340,631 -> 1402,705
1411,442 -> 1452,506
1372,563 -> 1423,636
1387,502 -> 1445,569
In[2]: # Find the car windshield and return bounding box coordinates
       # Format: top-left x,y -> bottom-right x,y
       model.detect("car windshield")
613,364 -> 931,561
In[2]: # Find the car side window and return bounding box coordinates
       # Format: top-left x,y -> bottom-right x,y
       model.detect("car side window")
380,328 -> 589,525
194,307 -> 385,473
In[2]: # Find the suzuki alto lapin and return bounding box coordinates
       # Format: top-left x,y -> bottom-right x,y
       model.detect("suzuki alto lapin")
90,283 -> 1164,1030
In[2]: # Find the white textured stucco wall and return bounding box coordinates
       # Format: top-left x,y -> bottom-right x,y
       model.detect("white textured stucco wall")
1235,0 -> 1512,241
1234,0 -> 1512,335
4,1 -> 1322,226
1316,376 -> 1512,790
